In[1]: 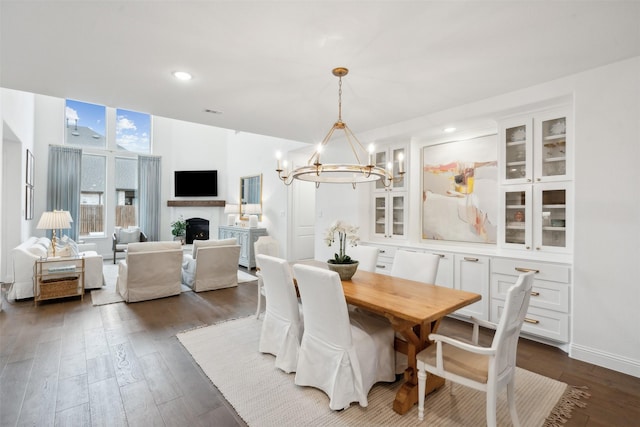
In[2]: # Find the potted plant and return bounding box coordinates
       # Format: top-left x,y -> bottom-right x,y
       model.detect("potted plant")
171,216 -> 187,244
324,220 -> 360,280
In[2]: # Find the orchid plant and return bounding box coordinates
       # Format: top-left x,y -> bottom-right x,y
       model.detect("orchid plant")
324,220 -> 360,264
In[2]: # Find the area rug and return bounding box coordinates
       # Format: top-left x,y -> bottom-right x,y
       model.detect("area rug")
91,264 -> 257,306
177,316 -> 588,427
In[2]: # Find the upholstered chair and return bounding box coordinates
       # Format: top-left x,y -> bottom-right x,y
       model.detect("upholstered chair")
254,236 -> 280,318
292,264 -> 395,410
257,254 -> 303,373
181,238 -> 240,292
347,245 -> 379,272
112,226 -> 147,264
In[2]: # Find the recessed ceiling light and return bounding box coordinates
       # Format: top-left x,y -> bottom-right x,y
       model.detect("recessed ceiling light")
172,71 -> 192,81
444,127 -> 456,133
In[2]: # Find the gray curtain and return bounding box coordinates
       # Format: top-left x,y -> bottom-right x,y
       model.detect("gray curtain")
47,145 -> 82,240
138,155 -> 162,241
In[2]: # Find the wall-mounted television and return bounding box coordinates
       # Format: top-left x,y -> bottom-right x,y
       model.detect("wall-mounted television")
174,170 -> 218,197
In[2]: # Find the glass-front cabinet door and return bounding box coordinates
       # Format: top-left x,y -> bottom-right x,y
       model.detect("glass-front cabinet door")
502,118 -> 533,184
534,111 -> 569,182
373,193 -> 407,239
374,145 -> 406,191
502,186 -> 532,250
533,184 -> 570,252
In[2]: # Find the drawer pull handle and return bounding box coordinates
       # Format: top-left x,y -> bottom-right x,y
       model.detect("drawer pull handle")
379,250 -> 386,254
464,257 -> 479,262
515,267 -> 539,273
376,265 -> 386,269
531,291 -> 540,297
434,253 -> 446,258
524,318 -> 540,324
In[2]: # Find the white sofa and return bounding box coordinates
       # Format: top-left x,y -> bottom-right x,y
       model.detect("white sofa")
8,236 -> 104,300
116,241 -> 183,302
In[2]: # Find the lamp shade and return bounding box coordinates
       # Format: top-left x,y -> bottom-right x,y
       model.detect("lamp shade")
243,204 -> 262,215
37,210 -> 71,230
224,203 -> 239,214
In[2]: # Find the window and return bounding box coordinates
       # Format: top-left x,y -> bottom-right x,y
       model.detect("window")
80,154 -> 106,237
116,108 -> 151,153
65,100 -> 106,148
115,157 -> 138,228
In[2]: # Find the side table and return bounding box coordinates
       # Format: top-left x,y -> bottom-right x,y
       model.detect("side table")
34,257 -> 85,306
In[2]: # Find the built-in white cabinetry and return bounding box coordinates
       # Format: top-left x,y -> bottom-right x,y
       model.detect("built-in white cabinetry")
372,244 -> 396,274
501,183 -> 571,253
372,143 -> 408,240
429,251 -> 453,289
490,258 -> 570,343
501,108 -> 570,184
453,254 -> 490,320
499,108 -> 572,255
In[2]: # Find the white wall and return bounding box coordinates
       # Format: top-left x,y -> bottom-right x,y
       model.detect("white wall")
315,56 -> 640,377
226,131 -> 307,259
1,89 -> 36,282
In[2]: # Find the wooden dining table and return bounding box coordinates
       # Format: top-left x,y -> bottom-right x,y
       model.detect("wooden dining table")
294,261 -> 481,415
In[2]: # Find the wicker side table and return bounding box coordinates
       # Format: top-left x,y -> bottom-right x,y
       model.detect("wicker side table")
34,257 -> 85,306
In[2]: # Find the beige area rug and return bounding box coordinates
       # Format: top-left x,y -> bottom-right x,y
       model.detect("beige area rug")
91,263 -> 257,306
177,316 -> 588,427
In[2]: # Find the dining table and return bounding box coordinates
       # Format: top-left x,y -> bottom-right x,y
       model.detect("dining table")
294,260 -> 481,415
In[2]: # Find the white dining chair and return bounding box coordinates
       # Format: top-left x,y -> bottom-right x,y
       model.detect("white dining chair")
389,250 -> 441,373
254,236 -> 279,319
391,250 -> 440,284
257,254 -> 303,373
416,271 -> 536,426
292,264 -> 395,410
348,245 -> 379,272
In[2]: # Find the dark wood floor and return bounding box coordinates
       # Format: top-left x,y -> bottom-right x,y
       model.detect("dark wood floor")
1,267 -> 639,426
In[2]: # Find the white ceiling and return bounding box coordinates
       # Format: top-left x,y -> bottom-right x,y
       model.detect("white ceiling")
2,1 -> 639,143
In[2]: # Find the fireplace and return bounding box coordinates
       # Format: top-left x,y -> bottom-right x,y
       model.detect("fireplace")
186,218 -> 209,244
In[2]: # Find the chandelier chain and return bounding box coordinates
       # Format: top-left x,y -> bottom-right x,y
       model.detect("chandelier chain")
337,75 -> 343,123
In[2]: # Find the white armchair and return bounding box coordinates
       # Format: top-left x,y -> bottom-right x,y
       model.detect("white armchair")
116,241 -> 183,302
181,238 -> 240,292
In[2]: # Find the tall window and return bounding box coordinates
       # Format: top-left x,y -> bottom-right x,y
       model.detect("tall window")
65,100 -> 106,148
115,157 -> 138,228
80,154 -> 106,237
116,108 -> 151,153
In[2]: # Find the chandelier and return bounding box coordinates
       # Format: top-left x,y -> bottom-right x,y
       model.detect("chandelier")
276,67 -> 404,188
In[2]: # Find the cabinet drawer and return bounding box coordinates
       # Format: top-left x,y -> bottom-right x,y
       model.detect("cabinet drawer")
491,300 -> 569,342
492,258 -> 570,283
491,273 -> 569,313
374,246 -> 396,275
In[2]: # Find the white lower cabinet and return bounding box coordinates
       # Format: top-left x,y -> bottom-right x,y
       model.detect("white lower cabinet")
453,254 -> 490,320
490,258 -> 570,343
374,244 -> 396,275
429,251 -> 453,289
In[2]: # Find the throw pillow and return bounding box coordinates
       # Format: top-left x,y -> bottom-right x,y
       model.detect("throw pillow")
61,235 -> 79,256
119,229 -> 140,244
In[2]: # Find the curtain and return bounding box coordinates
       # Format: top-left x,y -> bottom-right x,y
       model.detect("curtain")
138,155 -> 162,241
47,145 -> 82,240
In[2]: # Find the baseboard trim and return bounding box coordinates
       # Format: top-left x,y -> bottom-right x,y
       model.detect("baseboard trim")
570,343 -> 640,378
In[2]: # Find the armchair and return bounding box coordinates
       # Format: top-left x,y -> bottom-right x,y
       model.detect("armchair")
116,241 -> 183,302
181,238 -> 240,292
112,227 -> 147,264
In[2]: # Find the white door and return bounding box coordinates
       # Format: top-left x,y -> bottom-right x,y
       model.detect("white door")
291,179 -> 315,261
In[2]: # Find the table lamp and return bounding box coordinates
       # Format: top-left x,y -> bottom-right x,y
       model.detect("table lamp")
244,204 -> 262,228
36,210 -> 72,257
224,203 -> 239,226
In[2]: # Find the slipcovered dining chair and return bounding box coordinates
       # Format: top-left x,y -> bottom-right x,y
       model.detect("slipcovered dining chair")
292,264 -> 395,410
257,254 -> 303,373
348,245 -> 379,272
391,250 -> 440,284
416,271 -> 536,426
254,236 -> 279,318
390,250 -> 441,373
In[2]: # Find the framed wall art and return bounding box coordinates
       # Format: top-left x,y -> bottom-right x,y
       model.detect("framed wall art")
421,134 -> 498,243
26,149 -> 34,186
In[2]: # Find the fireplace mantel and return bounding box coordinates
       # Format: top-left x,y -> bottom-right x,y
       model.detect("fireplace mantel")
167,200 -> 225,207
